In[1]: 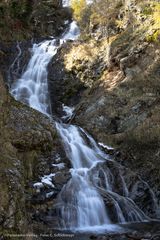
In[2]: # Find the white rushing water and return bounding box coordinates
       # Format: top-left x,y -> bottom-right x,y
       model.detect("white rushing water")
10,19 -> 155,233
63,21 -> 80,40
55,123 -> 148,231
63,0 -> 70,7
11,40 -> 59,115
10,21 -> 79,115
62,0 -> 93,7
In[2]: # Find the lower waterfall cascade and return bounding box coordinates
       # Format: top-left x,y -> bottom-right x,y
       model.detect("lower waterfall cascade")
9,18 -> 159,233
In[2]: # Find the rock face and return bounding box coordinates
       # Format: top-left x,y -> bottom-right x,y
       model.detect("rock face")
51,0 -> 160,219
0,0 -> 71,41
72,40 -> 160,206
48,42 -> 87,117
0,73 -> 70,235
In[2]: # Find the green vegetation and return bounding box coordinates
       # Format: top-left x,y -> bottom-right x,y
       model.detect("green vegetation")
71,0 -> 92,35
71,0 -> 123,37
71,0 -> 160,44
71,0 -> 87,22
0,0 -> 33,40
145,2 -> 160,43
9,0 -> 32,23
141,5 -> 153,15
0,0 -> 67,41
146,30 -> 160,43
0,0 -> 32,24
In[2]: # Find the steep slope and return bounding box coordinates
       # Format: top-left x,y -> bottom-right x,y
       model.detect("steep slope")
50,0 -> 160,201
0,1 -> 73,236
0,72 -> 70,235
0,0 -> 160,238
0,0 -> 71,41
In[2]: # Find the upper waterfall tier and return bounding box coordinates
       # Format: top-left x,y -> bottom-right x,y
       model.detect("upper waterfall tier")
10,21 -> 80,115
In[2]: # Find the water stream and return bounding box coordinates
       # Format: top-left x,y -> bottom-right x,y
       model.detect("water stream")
9,13 -> 158,233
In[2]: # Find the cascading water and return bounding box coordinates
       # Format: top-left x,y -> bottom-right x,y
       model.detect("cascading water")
9,15 -> 158,233
55,123 -> 111,230
55,123 -> 148,231
10,21 -> 79,115
10,40 -> 59,115
62,0 -> 70,7
62,0 -> 93,6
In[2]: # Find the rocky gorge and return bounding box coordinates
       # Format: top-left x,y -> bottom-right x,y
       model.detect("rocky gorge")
0,0 -> 160,240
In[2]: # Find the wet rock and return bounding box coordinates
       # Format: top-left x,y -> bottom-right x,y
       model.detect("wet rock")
151,235 -> 160,240
54,171 -> 71,189
31,190 -> 58,205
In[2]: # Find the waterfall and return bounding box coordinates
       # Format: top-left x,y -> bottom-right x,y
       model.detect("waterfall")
62,0 -> 93,7
55,123 -> 148,231
10,21 -> 79,115
9,20 -> 156,233
62,0 -> 70,7
10,40 -> 59,115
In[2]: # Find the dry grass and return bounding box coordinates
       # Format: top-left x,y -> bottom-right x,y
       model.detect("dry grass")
64,40 -> 99,71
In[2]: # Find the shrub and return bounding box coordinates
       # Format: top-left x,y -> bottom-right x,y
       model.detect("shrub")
71,0 -> 87,22
9,0 -> 32,22
146,30 -> 160,43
